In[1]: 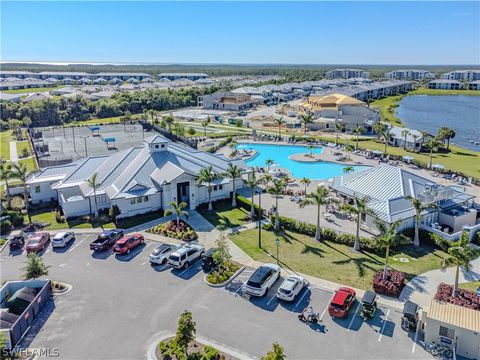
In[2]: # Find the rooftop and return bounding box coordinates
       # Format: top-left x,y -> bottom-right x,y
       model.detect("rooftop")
427,299 -> 480,332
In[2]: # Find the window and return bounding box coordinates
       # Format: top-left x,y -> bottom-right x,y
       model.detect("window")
130,199 -> 135,205
439,326 -> 455,340
219,185 -> 223,190
144,196 -> 149,202
213,186 -> 218,191
35,185 -> 41,193
161,144 -> 165,148
155,144 -> 159,149
137,197 -> 143,203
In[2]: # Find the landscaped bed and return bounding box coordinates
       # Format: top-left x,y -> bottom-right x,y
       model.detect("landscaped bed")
435,283 -> 480,310
157,338 -> 236,360
147,220 -> 197,241
206,261 -> 241,285
230,228 -> 448,290
197,199 -> 251,229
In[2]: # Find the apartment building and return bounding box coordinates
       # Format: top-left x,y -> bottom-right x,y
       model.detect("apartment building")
158,73 -> 209,81
325,69 -> 369,79
441,70 -> 480,81
385,69 -> 435,80
198,91 -> 253,111
428,79 -> 463,90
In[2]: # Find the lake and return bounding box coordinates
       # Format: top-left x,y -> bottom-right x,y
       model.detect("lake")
397,95 -> 480,151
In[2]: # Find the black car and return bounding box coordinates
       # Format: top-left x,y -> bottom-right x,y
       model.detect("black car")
89,229 -> 124,251
9,235 -> 25,249
201,248 -> 218,272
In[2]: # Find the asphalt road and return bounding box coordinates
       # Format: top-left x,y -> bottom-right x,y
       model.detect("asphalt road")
0,235 -> 431,360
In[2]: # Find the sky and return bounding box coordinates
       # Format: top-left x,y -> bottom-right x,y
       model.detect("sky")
1,1 -> 479,65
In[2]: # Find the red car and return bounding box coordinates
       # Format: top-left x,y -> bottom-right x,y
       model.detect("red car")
25,232 -> 50,253
112,234 -> 144,255
328,287 -> 356,318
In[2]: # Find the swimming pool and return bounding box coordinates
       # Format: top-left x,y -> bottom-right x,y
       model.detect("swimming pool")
238,143 -> 369,180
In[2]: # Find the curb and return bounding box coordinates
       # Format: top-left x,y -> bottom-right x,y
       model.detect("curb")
0,240 -> 9,254
203,266 -> 246,288
146,332 -> 255,360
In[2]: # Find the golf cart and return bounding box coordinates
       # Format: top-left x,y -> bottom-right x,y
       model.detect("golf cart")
401,301 -> 419,331
360,291 -> 377,319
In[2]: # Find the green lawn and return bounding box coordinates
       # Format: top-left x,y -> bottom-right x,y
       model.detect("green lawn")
409,88 -> 480,96
459,281 -> 480,292
19,157 -> 37,172
2,86 -> 60,94
16,141 -> 32,157
230,228 -> 448,290
0,130 -> 13,160
116,211 -> 163,229
197,199 -> 252,229
25,209 -> 114,230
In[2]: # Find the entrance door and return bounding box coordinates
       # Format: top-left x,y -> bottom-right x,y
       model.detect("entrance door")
177,182 -> 190,205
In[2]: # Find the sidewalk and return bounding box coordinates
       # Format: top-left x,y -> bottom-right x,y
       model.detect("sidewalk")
9,141 -> 18,162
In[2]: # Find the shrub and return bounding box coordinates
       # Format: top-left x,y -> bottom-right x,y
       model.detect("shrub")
203,346 -> 222,360
372,270 -> 406,298
1,210 -> 25,227
434,283 -> 480,310
236,195 -> 261,217
0,220 -> 13,234
147,220 -> 197,241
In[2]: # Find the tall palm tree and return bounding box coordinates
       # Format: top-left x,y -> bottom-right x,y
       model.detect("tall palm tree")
432,231 -> 480,297
373,122 -> 384,141
228,140 -> 238,157
299,177 -> 311,193
442,128 -> 455,151
86,172 -> 102,217
222,163 -> 243,207
345,144 -> 354,160
425,138 -> 441,169
244,173 -> 261,218
262,173 -> 273,188
0,162 -> 13,209
12,162 -> 31,224
268,178 -> 285,231
265,158 -> 274,171
307,145 -> 315,157
406,195 -> 437,247
299,186 -> 334,241
274,117 -> 286,138
300,114 -> 313,135
401,129 -> 411,150
197,166 -> 217,211
201,117 -> 211,136
163,114 -> 175,133
353,126 -> 365,149
373,218 -> 402,280
335,123 -> 345,146
380,127 -> 392,154
342,195 -> 372,251
343,166 -> 354,174
164,201 -> 189,226
412,134 -> 419,151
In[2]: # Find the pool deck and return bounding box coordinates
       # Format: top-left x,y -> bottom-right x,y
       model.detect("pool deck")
288,153 -> 324,162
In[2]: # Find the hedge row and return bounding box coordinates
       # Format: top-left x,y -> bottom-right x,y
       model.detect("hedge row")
205,136 -> 233,153
236,195 -> 261,216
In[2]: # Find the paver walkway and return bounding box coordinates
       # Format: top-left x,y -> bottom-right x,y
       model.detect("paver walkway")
399,256 -> 480,308
9,141 -> 18,161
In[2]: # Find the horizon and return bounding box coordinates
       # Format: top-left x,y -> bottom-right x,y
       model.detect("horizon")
2,1 -> 479,65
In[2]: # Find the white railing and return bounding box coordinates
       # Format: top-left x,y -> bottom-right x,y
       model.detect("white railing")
421,223 -> 480,242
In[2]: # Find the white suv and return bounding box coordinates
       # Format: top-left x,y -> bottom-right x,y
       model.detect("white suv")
244,263 -> 281,297
168,244 -> 205,269
51,231 -> 75,248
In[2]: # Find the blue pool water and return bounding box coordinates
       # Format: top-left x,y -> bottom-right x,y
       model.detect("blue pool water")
238,143 -> 369,180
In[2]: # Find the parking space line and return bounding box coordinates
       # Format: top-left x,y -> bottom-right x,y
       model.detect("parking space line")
266,293 -> 277,306
234,283 -> 244,295
143,242 -> 152,249
319,301 -> 330,321
294,287 -> 310,311
347,303 -> 361,331
45,249 -> 50,254
378,309 -> 391,342
141,261 -> 148,266
68,238 -> 86,253
412,318 -> 421,353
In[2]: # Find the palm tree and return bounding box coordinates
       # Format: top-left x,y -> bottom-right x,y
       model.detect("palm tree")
299,186 -> 334,241
223,163 -> 243,207
268,179 -> 284,231
412,134 -> 419,151
353,126 -> 365,149
343,166 -> 354,174
228,140 -> 238,157
443,128 -> 456,151
373,218 -> 402,280
265,158 -> 274,171
420,130 -> 429,147
244,173 -> 261,218
342,195 -> 372,251
0,162 -> 13,209
299,177 -> 311,193
163,114 -> 175,133
431,231 -> 480,297
164,201 -> 189,226
401,129 -> 411,150
425,138 -> 441,169
12,162 -> 31,224
300,114 -> 313,135
406,195 -> 437,247
201,117 -> 211,136
380,127 -> 392,154
335,123 -> 345,146
262,173 -> 273,189
307,145 -> 315,157
86,172 -> 102,217
197,166 -> 217,211
345,144 -> 354,160
373,122 -> 384,141
274,117 -> 286,138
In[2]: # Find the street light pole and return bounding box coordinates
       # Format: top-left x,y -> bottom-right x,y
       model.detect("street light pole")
276,238 -> 280,265
257,189 -> 262,248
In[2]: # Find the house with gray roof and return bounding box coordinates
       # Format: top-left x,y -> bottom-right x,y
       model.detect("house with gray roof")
332,165 -> 477,238
27,135 -> 250,219
387,126 -> 432,150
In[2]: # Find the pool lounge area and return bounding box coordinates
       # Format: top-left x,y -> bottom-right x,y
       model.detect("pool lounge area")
237,142 -> 369,180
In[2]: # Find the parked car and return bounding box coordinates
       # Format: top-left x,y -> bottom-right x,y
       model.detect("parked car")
113,233 -> 144,255
25,232 -> 50,253
51,231 -> 75,248
168,244 -> 205,269
276,275 -> 307,301
328,287 -> 357,318
89,229 -> 124,252
8,235 -> 25,250
149,243 -> 182,265
244,263 -> 281,297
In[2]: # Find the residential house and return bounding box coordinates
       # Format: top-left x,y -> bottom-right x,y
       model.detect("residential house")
198,91 -> 253,111
387,126 -> 431,150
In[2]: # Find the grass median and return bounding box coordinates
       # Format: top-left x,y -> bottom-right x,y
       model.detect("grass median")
230,228 -> 448,290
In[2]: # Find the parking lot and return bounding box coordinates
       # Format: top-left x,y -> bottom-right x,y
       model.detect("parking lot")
1,234 -> 431,360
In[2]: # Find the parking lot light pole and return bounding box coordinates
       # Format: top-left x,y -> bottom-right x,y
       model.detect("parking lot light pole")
276,238 -> 279,265
257,189 -> 262,249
